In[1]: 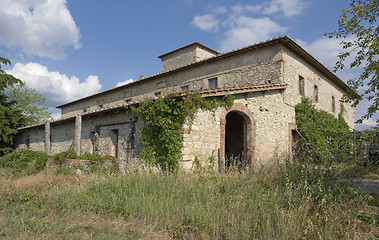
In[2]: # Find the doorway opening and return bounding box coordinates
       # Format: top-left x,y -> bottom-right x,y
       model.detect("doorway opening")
225,111 -> 247,169
110,129 -> 119,159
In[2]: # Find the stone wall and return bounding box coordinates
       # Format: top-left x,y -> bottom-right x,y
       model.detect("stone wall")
59,46 -> 283,118
14,39 -> 356,171
280,46 -> 355,129
15,109 -> 143,168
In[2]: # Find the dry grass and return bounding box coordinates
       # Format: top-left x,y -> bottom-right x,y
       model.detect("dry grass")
0,161 -> 378,239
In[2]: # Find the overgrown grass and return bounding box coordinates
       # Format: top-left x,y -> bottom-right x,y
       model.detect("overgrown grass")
0,159 -> 377,239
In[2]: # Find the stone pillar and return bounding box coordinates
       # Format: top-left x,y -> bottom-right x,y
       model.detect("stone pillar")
74,115 -> 82,155
45,120 -> 50,155
218,148 -> 225,174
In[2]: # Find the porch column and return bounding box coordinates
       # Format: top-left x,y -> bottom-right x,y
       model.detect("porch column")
45,120 -> 50,155
74,115 -> 82,155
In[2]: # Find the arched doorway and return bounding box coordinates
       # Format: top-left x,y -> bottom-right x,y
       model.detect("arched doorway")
225,111 -> 248,169
220,103 -> 255,171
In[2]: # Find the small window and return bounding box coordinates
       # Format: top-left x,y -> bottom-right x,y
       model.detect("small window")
208,77 -> 218,89
313,85 -> 318,102
157,82 -> 166,89
298,76 -> 304,95
332,96 -> 336,113
181,85 -> 189,92
155,92 -> 161,97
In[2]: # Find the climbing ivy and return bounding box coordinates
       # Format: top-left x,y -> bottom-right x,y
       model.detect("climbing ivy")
133,92 -> 234,171
295,97 -> 353,163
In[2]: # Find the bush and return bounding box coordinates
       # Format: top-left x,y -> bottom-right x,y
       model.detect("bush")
295,97 -> 353,163
53,150 -> 78,163
0,150 -> 49,175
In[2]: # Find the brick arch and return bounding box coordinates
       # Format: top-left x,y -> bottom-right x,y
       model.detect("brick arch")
220,103 -> 256,168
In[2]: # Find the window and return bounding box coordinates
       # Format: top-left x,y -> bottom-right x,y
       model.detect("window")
313,85 -> 318,102
298,76 -> 304,95
181,85 -> 189,92
332,96 -> 336,113
155,92 -> 161,97
157,82 -> 166,89
208,77 -> 218,89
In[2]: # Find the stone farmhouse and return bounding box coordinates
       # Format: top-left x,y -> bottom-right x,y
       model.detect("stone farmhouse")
14,36 -> 355,170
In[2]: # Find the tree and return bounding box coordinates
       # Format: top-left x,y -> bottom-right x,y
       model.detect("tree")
5,82 -> 51,126
0,57 -> 23,154
326,0 -> 379,124
0,57 -> 51,154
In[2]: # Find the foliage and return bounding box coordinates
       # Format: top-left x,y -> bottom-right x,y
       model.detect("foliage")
295,97 -> 353,163
0,57 -> 51,155
53,150 -> 78,163
325,0 -> 379,123
5,82 -> 51,126
0,160 -> 376,239
0,57 -> 22,154
133,92 -> 234,171
54,150 -> 117,163
0,150 -> 49,175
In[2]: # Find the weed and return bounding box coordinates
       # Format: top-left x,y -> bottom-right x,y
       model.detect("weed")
0,149 -> 49,176
0,157 -> 377,239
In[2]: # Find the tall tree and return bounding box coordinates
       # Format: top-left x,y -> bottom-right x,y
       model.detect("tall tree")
5,82 -> 51,126
0,57 -> 22,154
326,0 -> 379,124
0,57 -> 51,154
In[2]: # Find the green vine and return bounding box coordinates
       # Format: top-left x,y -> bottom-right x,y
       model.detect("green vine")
133,92 -> 234,171
295,97 -> 352,163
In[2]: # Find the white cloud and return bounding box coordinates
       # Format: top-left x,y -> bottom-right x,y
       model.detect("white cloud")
220,17 -> 287,52
210,6 -> 227,14
192,1 -> 306,52
0,0 -> 80,59
192,14 -> 220,32
48,107 -> 61,120
361,118 -> 378,127
116,79 -> 134,87
6,62 -> 102,108
296,36 -> 358,71
296,37 -> 344,69
229,0 -> 307,18
260,0 -> 307,18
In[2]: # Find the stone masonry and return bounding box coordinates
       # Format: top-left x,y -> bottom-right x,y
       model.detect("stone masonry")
14,36 -> 355,171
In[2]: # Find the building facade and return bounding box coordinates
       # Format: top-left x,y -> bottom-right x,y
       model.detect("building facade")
14,36 -> 355,170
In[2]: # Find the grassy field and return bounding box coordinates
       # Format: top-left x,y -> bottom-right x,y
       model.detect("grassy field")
0,159 -> 378,239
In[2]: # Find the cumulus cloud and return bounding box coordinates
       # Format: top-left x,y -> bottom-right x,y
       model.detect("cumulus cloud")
259,0 -> 307,18
192,14 -> 220,32
192,0 -> 307,52
296,36 -> 357,69
220,17 -> 287,52
361,118 -> 378,127
116,79 -> 134,87
209,5 -> 227,14
224,0 -> 307,19
0,0 -> 80,59
6,62 -> 102,108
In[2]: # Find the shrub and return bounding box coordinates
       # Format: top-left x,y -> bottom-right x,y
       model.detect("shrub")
53,150 -> 77,163
295,97 -> 353,163
0,150 -> 49,175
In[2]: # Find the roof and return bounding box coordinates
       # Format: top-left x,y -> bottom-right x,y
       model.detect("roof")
20,83 -> 287,132
57,36 -> 356,108
158,42 -> 220,59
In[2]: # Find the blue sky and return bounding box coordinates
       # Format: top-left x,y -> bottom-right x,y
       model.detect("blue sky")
0,0 -> 377,130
